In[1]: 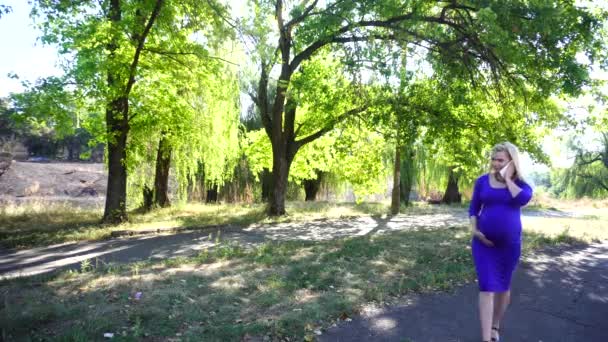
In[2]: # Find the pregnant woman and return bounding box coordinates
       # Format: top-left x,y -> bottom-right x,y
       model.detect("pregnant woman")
469,142 -> 533,342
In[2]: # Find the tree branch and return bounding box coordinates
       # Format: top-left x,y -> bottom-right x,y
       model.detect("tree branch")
295,106 -> 366,148
125,0 -> 164,96
285,0 -> 319,29
142,47 -> 239,66
257,63 -> 273,138
206,0 -> 237,29
575,153 -> 602,167
248,91 -> 260,107
288,11 -> 482,73
577,172 -> 608,192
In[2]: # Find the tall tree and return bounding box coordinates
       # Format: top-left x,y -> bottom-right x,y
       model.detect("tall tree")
33,0 -> 230,222
243,0 -> 606,215
563,132 -> 608,197
128,53 -> 241,208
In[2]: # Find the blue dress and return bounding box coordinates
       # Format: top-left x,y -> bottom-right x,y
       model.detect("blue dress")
469,174 -> 533,292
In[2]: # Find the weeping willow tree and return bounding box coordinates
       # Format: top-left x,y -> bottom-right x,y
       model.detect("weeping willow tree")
404,73 -> 563,204
558,133 -> 608,198
32,0 -> 234,222
126,45 -> 241,209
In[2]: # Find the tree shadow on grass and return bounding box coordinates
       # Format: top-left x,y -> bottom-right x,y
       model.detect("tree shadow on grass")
0,209 -> 471,280
0,227 -> 476,341
320,234 -> 608,342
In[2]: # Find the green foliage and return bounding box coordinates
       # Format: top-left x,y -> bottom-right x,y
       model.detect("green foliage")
5,78 -> 101,159
126,45 -> 242,203
244,125 -> 390,200
560,133 -> 608,198
31,0 -> 240,208
9,77 -> 84,139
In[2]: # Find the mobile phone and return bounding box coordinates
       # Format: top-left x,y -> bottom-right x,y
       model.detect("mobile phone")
499,161 -> 512,178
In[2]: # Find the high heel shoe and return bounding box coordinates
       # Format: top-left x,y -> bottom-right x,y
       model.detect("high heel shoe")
491,326 -> 500,342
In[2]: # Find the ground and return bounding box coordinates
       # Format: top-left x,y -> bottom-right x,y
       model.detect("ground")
0,160 -> 106,207
0,161 -> 606,341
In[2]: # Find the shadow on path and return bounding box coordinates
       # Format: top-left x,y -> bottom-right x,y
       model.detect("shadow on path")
0,229 -> 265,278
319,242 -> 608,342
0,207 -> 592,281
0,212 -> 468,279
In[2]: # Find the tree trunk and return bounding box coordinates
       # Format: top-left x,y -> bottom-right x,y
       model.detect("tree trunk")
400,145 -> 415,206
260,168 -> 272,202
142,185 -> 153,212
153,134 -> 171,208
442,167 -> 462,204
66,137 -> 75,161
206,184 -> 218,203
103,97 -> 129,223
102,0 -> 162,223
391,141 -> 402,215
303,171 -> 323,201
268,153 -> 292,215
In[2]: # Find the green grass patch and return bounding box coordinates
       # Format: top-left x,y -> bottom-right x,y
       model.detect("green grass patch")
0,201 -> 467,249
522,214 -> 608,243
0,219 -> 592,341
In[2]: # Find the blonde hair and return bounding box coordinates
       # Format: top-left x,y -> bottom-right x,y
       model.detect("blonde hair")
491,142 -> 525,181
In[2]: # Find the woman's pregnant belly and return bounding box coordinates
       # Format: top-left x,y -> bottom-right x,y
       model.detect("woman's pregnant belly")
478,205 -> 522,245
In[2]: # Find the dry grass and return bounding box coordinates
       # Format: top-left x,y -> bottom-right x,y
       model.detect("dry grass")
0,227 -> 477,341
0,198 -> 604,341
0,201 -> 399,248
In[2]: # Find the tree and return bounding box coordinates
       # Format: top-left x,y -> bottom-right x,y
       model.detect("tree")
243,0 -> 606,215
7,77 -> 100,160
0,4 -> 11,19
563,132 -> 608,197
244,54 -> 390,203
244,121 -> 389,202
33,0 -> 231,222
128,52 -> 241,209
409,78 -> 563,203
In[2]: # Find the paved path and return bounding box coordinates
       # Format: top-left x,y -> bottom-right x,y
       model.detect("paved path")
1,208 -> 605,341
0,212 -> 468,279
0,209 -> 592,279
319,242 -> 608,342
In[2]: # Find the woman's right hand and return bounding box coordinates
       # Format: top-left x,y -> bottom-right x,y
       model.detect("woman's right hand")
473,230 -> 495,247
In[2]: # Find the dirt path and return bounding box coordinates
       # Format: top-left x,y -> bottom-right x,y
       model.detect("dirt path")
0,208 -> 593,279
0,211 -> 470,279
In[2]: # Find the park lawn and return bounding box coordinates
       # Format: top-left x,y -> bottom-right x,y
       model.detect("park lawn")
0,201 -> 464,249
1,211 -> 604,341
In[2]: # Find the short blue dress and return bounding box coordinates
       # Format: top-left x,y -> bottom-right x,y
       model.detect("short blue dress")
469,174 -> 533,292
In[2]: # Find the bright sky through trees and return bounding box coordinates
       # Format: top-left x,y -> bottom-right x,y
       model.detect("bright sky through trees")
0,0 -> 62,97
0,0 -> 604,176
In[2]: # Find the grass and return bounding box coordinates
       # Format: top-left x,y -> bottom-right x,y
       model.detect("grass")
522,215 -> 608,243
1,226 -> 474,341
0,205 -> 604,341
0,198 -> 605,340
0,200 -> 466,249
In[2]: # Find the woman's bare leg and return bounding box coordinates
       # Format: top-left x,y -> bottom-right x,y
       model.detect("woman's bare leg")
479,291 -> 494,341
491,290 -> 511,338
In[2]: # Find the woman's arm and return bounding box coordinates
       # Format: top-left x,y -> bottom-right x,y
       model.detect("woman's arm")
503,163 -> 532,205
468,177 -> 494,247
507,179 -> 533,206
505,178 -> 522,198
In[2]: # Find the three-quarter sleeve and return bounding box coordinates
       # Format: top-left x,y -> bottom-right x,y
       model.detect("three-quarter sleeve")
511,181 -> 533,206
468,177 -> 483,217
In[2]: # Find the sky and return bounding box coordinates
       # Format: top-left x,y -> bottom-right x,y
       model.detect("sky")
0,0 -> 603,175
0,0 -> 62,97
